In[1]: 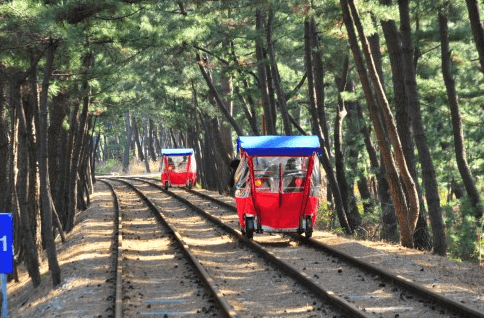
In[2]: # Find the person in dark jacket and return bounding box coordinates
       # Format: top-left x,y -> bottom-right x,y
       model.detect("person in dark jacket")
228,159 -> 241,188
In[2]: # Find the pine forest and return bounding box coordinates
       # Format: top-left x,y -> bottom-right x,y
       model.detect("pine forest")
1,0 -> 484,292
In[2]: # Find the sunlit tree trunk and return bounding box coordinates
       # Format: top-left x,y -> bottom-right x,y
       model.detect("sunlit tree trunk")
341,0 -> 418,246
351,0 -> 421,245
26,58 -> 42,257
142,113 -> 150,173
439,11 -> 483,220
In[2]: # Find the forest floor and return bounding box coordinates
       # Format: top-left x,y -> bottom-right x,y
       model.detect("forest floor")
5,175 -> 484,318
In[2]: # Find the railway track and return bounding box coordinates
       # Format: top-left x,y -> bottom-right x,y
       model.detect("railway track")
99,177 -> 371,317
126,176 -> 484,318
100,177 -> 361,317
100,178 -> 232,318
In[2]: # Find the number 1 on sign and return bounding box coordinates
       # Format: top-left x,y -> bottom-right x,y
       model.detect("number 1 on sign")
0,235 -> 6,252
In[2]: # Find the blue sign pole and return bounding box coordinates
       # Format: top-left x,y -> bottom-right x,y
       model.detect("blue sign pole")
1,274 -> 6,318
0,213 -> 13,318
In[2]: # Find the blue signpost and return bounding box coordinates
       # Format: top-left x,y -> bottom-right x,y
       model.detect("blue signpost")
0,213 -> 13,318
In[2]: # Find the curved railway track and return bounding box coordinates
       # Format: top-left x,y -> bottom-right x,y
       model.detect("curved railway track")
100,177 -> 359,317
124,176 -> 484,318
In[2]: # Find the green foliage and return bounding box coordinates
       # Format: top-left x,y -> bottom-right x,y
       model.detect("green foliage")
443,198 -> 481,262
316,202 -> 335,230
95,158 -> 121,175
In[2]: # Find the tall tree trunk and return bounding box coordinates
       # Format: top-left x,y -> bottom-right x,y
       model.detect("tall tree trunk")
200,113 -> 223,191
38,40 -> 61,285
26,59 -> 42,259
341,0 -> 416,246
335,57 -> 361,230
191,84 -> 205,186
305,17 -> 352,234
465,0 -> 484,76
366,29 -> 398,242
345,78 -> 376,215
142,114 -> 151,173
66,51 -> 93,232
439,11 -> 483,220
380,10 -> 431,250
255,8 -> 275,135
12,73 -> 41,286
196,53 -> 244,136
0,65 -> 8,212
48,90 -> 69,214
122,111 -> 131,173
349,0 -> 420,243
228,41 -> 260,136
355,0 -> 423,245
148,117 -> 157,162
91,132 -> 100,180
311,18 -> 330,153
235,85 -> 260,135
9,103 -> 21,271
59,108 -> 77,228
132,115 -> 144,161
169,128 -> 178,148
267,9 -> 291,135
76,114 -> 92,211
150,118 -> 160,159
396,0 -> 447,254
77,124 -> 92,210
219,52 -> 235,159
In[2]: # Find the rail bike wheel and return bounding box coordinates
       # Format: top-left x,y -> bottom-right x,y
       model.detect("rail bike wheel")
164,181 -> 169,191
187,180 -> 192,190
305,216 -> 313,239
245,216 -> 254,239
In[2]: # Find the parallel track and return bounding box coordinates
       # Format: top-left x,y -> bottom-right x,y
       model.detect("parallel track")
100,178 -> 235,317
125,177 -> 373,317
131,176 -> 484,318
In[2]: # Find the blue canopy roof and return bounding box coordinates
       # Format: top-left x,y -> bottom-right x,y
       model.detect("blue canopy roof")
161,148 -> 194,156
237,136 -> 321,156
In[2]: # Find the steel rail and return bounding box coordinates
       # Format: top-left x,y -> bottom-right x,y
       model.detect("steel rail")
169,181 -> 484,318
113,178 -> 239,318
296,234 -> 484,318
132,177 -> 371,318
97,179 -> 123,318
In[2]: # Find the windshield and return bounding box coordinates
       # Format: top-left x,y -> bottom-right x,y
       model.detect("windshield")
163,155 -> 189,172
252,156 -> 308,193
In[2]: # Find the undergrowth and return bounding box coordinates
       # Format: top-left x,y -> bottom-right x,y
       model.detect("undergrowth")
95,157 -> 161,175
316,186 -> 484,265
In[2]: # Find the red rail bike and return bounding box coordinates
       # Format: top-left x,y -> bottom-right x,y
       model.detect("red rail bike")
233,136 -> 322,239
160,148 -> 197,190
